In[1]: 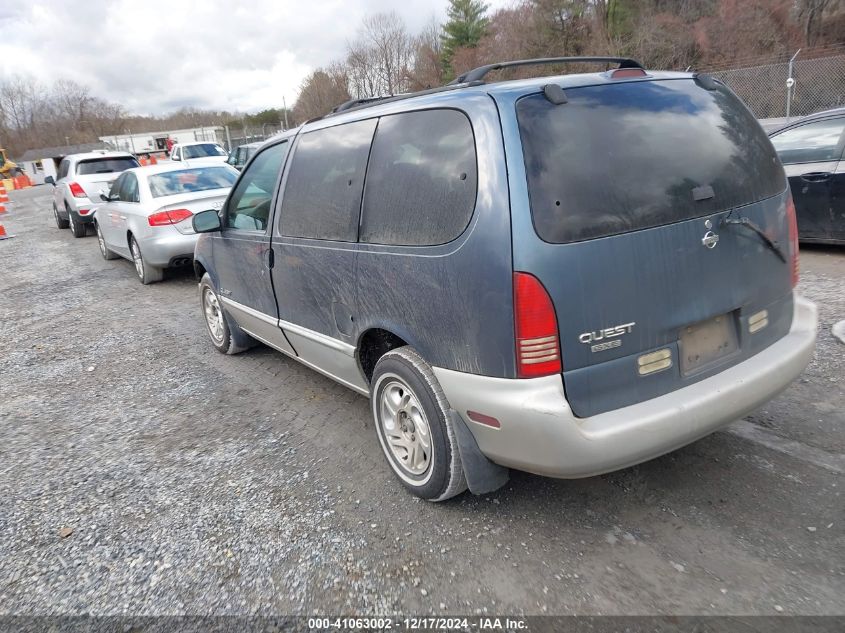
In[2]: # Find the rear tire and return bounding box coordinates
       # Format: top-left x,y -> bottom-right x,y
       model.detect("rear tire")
68,208 -> 86,238
371,347 -> 467,501
198,273 -> 255,354
129,235 -> 164,284
95,222 -> 118,260
54,204 -> 69,229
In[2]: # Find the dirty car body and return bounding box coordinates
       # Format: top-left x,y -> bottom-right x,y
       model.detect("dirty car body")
192,63 -> 817,500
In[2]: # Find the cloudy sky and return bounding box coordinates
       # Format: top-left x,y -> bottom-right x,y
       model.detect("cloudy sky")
0,0 -> 509,116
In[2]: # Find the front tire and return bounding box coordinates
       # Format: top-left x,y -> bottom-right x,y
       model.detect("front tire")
198,273 -> 255,354
54,204 -> 69,229
67,208 -> 86,238
371,347 -> 467,501
95,222 -> 118,260
129,236 -> 163,284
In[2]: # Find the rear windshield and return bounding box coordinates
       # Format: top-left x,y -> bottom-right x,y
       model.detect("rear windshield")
183,143 -> 227,159
517,79 -> 785,244
76,157 -> 139,175
148,167 -> 237,198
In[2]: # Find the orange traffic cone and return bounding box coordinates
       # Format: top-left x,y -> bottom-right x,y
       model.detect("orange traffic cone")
0,182 -> 8,203
0,223 -> 12,240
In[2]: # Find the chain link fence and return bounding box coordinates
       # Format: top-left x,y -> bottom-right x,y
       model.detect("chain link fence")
223,124 -> 283,152
709,49 -> 845,121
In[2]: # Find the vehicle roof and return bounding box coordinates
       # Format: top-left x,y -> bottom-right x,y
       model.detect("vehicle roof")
126,162 -> 236,178
768,107 -> 845,135
174,140 -> 224,146
68,151 -> 135,161
315,70 -> 696,127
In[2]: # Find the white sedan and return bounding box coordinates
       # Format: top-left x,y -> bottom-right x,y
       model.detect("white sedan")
92,163 -> 238,284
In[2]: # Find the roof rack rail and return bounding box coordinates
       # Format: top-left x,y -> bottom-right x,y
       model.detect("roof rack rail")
328,81 -> 482,116
449,56 -> 644,85
332,95 -> 392,114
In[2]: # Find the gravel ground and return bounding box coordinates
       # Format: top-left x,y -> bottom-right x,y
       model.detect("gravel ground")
0,186 -> 843,616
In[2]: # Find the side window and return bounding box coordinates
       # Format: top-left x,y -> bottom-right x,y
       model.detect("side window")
173,148 -> 181,161
58,159 -> 69,180
225,141 -> 290,231
360,109 -> 477,246
279,119 -> 377,241
119,173 -> 139,203
109,174 -> 125,199
770,118 -> 845,164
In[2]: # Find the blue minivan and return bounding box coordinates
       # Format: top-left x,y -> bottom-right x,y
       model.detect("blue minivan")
191,58 -> 817,501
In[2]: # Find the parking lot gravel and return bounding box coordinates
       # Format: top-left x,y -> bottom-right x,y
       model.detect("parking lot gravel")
0,186 -> 843,616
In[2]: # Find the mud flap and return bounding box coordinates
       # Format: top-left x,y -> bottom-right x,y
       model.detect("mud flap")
449,410 -> 509,495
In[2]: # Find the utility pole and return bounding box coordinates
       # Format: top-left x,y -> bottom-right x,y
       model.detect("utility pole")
282,96 -> 289,130
225,125 -> 232,151
785,49 -> 801,122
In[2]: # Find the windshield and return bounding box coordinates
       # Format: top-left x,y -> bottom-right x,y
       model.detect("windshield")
76,157 -> 139,175
183,143 -> 228,159
148,166 -> 237,198
516,79 -> 785,243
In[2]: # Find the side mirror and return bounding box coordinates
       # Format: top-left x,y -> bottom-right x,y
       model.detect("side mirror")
45,176 -> 55,186
193,209 -> 222,233
172,153 -> 180,161
99,190 -> 111,202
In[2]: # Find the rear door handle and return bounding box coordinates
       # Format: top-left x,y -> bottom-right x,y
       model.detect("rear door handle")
800,172 -> 831,183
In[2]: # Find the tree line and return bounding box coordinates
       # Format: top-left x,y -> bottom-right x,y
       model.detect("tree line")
0,75 -> 290,158
293,0 -> 844,121
2,0 -> 843,157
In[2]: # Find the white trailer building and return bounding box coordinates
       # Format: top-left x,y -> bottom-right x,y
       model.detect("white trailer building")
99,127 -> 224,155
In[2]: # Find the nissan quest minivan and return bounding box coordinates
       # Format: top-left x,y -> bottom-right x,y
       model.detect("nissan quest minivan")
191,58 -> 818,501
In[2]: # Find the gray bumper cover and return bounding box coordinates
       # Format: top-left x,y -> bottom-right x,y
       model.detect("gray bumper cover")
433,294 -> 818,479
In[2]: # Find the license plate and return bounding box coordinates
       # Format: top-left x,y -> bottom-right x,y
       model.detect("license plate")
680,312 -> 739,375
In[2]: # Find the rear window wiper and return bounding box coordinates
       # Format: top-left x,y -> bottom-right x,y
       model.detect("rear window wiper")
721,216 -> 787,263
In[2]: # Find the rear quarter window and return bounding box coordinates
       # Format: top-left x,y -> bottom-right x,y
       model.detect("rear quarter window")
360,109 -> 477,246
279,120 -> 377,242
517,79 -> 785,244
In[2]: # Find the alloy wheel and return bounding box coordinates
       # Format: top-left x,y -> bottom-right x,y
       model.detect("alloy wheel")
131,239 -> 144,280
378,379 -> 432,477
203,287 -> 225,344
97,225 -> 107,256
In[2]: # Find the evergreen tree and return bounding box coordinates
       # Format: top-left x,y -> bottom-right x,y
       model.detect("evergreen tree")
441,0 -> 489,79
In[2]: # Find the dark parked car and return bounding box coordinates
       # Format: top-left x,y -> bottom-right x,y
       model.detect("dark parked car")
226,142 -> 262,171
191,58 -> 817,501
769,107 -> 845,244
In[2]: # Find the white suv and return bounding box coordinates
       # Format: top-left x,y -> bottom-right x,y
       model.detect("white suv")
169,142 -> 229,165
47,151 -> 139,237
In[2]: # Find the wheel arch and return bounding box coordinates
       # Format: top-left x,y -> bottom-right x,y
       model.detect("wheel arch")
356,326 -> 410,384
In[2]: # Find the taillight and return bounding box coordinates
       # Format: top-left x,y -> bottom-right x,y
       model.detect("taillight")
68,182 -> 86,198
513,272 -> 561,378
148,208 -> 193,227
786,192 -> 799,287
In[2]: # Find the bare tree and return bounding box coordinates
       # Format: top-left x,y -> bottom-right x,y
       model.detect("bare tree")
346,12 -> 414,98
293,64 -> 351,123
408,18 -> 445,90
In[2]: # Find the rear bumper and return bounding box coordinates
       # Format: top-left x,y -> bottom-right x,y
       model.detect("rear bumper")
65,198 -> 97,221
139,230 -> 198,267
433,294 -> 817,478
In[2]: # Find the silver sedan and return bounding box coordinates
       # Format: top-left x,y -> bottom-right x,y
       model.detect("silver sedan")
92,163 -> 238,284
